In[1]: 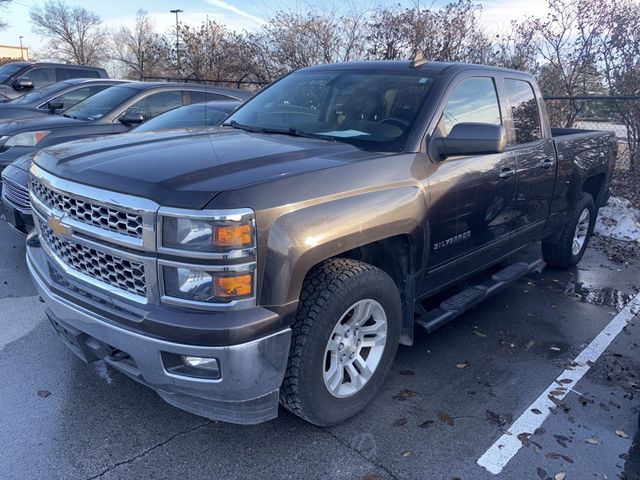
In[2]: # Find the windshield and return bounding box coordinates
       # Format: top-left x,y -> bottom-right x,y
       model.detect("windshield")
0,64 -> 24,83
133,103 -> 235,132
225,70 -> 435,152
7,81 -> 71,105
64,85 -> 137,121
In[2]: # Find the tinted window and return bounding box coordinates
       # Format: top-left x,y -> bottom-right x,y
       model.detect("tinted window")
64,85 -> 137,120
125,90 -> 183,120
505,79 -> 542,144
64,68 -> 100,79
49,85 -> 111,110
441,77 -> 501,136
20,67 -> 56,88
184,90 -> 229,104
225,70 -> 435,152
0,64 -> 25,83
7,81 -> 71,105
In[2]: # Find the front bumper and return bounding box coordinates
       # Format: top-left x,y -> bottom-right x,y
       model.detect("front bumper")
27,237 -> 292,425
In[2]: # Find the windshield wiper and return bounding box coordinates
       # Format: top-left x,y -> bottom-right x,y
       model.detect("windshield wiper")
222,120 -> 265,133
263,127 -> 336,142
62,113 -> 76,119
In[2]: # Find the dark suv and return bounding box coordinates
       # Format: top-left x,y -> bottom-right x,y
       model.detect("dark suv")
0,62 -> 109,101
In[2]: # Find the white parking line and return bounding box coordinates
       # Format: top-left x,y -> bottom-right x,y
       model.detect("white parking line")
477,292 -> 640,475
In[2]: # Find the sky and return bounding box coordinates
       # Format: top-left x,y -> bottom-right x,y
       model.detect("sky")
0,0 -> 551,55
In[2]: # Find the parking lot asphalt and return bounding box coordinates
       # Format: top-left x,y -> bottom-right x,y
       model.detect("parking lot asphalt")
1,219 -> 638,480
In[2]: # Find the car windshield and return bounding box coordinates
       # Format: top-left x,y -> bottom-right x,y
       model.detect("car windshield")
63,85 -> 137,121
0,64 -> 24,83
224,69 -> 435,152
132,103 -> 236,132
7,81 -> 71,105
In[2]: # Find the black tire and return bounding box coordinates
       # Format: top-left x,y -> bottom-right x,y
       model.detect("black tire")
280,258 -> 401,426
542,192 -> 596,269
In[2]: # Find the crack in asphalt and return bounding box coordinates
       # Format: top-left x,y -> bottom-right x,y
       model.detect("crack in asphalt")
322,428 -> 400,480
85,420 -> 213,479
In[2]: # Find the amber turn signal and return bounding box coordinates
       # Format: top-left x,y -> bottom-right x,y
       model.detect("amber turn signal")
213,224 -> 252,247
213,274 -> 253,297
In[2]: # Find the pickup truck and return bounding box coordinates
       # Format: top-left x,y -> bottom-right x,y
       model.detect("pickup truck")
25,61 -> 617,426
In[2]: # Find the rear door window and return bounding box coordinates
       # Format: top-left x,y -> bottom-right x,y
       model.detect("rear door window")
46,85 -> 111,110
504,79 -> 542,144
63,68 -> 101,79
184,90 -> 231,104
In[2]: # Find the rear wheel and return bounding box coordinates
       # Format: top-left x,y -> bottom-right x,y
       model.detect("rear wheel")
280,258 -> 401,426
542,192 -> 595,269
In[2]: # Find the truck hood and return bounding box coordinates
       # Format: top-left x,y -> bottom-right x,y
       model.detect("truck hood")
33,128 -> 371,209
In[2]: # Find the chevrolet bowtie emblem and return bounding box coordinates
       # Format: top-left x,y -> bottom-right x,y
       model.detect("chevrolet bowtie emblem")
47,215 -> 71,237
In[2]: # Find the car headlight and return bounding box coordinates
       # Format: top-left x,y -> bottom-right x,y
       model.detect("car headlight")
4,131 -> 51,148
162,266 -> 254,304
158,208 -> 256,307
160,214 -> 254,252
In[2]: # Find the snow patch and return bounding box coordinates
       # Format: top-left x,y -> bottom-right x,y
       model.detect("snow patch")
595,196 -> 640,242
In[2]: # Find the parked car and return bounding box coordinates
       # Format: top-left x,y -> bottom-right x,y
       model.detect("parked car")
25,61 -> 616,426
0,79 -> 128,120
0,62 -> 109,101
131,100 -> 242,133
2,100 -> 243,234
0,82 -> 251,175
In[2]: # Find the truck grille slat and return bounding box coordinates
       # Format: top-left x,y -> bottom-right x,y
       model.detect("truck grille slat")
31,179 -> 143,239
2,176 -> 30,209
37,217 -> 147,297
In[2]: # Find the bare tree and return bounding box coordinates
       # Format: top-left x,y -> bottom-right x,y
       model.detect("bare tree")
29,0 -> 107,65
0,0 -> 12,31
110,10 -> 167,80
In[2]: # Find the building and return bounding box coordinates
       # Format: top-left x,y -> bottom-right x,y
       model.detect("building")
0,44 -> 29,60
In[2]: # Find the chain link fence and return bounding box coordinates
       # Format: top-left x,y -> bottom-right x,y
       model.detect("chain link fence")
544,96 -> 640,204
141,76 -> 269,92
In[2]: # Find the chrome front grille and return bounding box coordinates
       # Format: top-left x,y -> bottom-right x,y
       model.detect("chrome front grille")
37,217 -> 147,297
31,178 -> 143,239
2,176 -> 30,209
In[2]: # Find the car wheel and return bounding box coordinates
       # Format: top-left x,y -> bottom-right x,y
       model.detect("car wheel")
280,258 -> 401,426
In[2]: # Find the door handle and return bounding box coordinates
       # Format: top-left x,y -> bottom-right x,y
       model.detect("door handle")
499,168 -> 515,179
541,159 -> 555,169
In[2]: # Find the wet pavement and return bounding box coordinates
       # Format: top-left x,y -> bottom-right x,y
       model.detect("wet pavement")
0,219 -> 638,480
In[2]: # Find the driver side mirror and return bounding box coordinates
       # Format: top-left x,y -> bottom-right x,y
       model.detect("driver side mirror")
12,79 -> 34,91
119,112 -> 145,126
46,100 -> 64,111
439,123 -> 506,158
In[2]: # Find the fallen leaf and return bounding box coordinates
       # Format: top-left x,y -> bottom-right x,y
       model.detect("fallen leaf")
534,427 -> 546,436
37,390 -> 51,398
486,410 -> 505,427
559,378 -> 573,384
586,437 -> 599,445
517,432 -> 532,446
456,361 -> 470,369
548,395 -> 570,412
578,395 -> 593,406
537,467 -> 548,479
550,389 -> 566,396
554,435 -> 570,448
546,452 -> 574,463
419,420 -> 434,428
437,411 -> 455,426
400,450 -> 411,458
394,389 -> 417,401
392,418 -> 407,427
619,453 -> 630,460
615,430 -> 629,438
473,331 -> 487,337
398,369 -> 414,376
531,408 -> 542,415
554,472 -> 566,480
598,402 -> 610,412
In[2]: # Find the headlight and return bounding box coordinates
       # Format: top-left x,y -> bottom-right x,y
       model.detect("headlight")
162,266 -> 254,304
4,131 -> 51,148
161,214 -> 254,252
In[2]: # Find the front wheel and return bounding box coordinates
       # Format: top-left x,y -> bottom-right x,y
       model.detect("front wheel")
542,192 -> 596,269
280,258 -> 401,426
